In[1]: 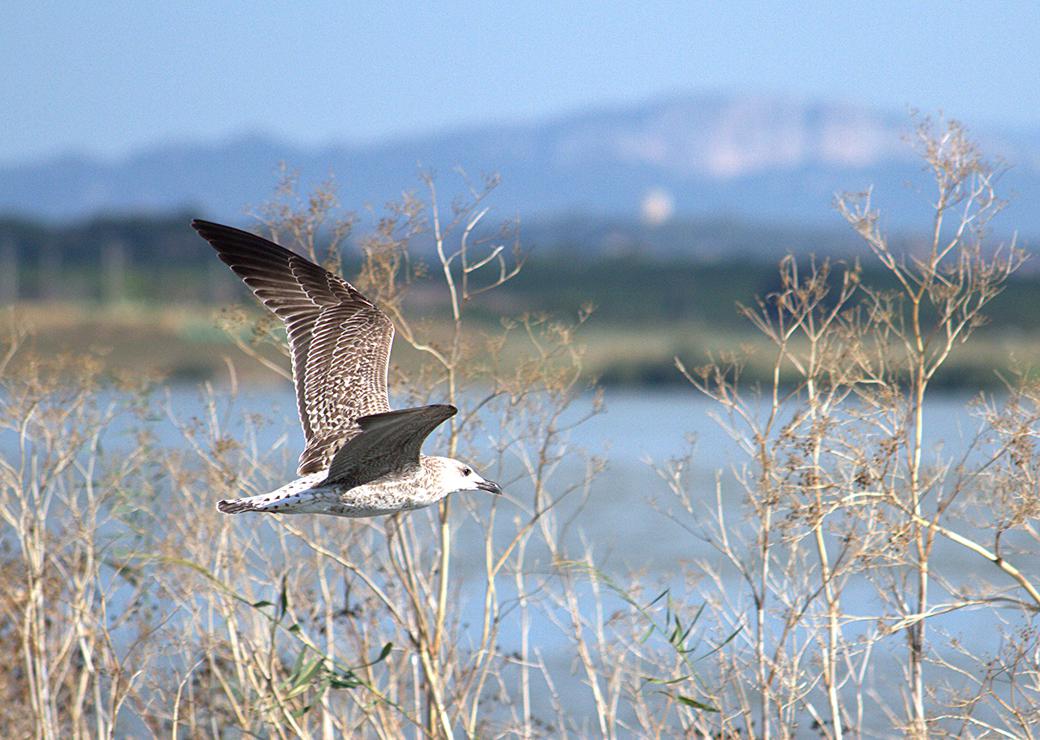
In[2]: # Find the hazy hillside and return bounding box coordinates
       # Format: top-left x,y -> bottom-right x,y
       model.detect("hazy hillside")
4,92 -> 1039,233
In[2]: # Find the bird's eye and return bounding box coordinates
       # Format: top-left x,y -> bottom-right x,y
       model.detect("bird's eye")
462,467 -> 471,476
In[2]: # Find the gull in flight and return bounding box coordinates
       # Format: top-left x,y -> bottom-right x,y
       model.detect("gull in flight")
192,220 -> 501,517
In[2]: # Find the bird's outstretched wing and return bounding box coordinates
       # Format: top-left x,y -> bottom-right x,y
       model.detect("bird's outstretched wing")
192,220 -> 394,474
325,404 -> 457,487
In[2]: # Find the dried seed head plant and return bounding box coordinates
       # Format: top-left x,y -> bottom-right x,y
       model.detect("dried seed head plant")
652,119 -> 1038,738
3,119 -> 1040,739
155,170 -> 620,739
1,168 -> 627,738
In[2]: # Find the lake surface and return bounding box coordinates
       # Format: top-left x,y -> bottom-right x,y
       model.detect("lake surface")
135,384 -> 1030,627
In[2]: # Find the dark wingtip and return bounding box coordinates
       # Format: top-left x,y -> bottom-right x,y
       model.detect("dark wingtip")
427,403 -> 457,418
356,404 -> 457,430
191,219 -> 241,240
189,220 -> 298,265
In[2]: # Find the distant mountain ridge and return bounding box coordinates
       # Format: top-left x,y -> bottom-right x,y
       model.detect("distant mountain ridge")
4,92 -> 1040,233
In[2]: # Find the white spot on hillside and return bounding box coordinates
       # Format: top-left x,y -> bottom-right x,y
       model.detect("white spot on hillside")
641,188 -> 675,226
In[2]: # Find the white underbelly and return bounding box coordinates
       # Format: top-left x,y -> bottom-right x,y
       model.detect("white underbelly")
252,475 -> 435,518
324,481 -> 435,517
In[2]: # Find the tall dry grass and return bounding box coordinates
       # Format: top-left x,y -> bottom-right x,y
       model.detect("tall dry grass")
1,122 -> 1039,738
653,118 -> 1040,738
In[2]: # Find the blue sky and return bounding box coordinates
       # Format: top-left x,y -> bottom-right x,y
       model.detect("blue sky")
3,1 -> 1039,164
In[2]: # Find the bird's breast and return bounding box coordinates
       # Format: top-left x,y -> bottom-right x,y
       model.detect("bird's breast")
322,477 -> 438,517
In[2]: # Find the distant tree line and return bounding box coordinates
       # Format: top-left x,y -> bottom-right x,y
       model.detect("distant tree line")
1,213 -> 1037,336
0,211 -> 210,266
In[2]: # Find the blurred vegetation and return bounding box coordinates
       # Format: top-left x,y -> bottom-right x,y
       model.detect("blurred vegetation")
5,122 -> 1040,737
1,213 -> 1036,389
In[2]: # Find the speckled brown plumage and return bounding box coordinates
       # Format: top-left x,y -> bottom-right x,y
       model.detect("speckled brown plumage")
192,220 -> 501,518
192,220 -> 396,474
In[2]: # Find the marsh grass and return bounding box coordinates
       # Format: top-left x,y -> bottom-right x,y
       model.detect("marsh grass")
3,122 -> 1040,738
654,118 -> 1040,738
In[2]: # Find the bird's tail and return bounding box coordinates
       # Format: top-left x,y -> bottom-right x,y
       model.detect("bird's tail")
217,496 -> 263,514
216,475 -> 329,515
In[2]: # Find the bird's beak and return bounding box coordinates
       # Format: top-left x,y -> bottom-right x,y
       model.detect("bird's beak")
477,480 -> 502,495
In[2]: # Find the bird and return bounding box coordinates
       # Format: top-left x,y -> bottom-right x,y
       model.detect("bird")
191,219 -> 502,517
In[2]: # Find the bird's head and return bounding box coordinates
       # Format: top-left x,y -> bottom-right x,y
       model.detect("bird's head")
430,457 -> 502,495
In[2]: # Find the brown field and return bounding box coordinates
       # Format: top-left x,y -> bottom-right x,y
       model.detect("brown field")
10,300 -> 1040,392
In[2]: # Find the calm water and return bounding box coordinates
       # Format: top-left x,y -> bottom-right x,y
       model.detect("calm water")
130,384 -> 1028,615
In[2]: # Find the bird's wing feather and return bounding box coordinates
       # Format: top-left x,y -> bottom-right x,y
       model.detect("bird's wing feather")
191,220 -> 394,474
325,404 -> 457,487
